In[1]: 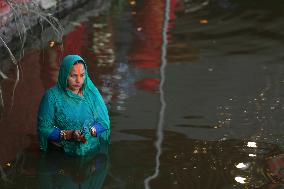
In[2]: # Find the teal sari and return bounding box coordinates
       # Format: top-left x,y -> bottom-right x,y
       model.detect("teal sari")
37,55 -> 110,156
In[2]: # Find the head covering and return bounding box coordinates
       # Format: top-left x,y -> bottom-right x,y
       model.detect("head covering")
57,55 -> 110,129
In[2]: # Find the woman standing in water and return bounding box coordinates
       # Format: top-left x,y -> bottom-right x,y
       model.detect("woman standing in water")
37,55 -> 110,156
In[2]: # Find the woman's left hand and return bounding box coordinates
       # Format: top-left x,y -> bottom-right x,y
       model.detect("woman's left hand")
90,127 -> 97,137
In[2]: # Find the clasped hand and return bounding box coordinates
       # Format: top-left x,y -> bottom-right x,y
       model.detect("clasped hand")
63,128 -> 97,143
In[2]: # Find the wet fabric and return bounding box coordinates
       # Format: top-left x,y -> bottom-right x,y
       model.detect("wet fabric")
38,142 -> 109,189
37,55 -> 110,156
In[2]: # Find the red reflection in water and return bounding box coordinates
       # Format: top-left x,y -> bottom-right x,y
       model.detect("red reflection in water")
40,24 -> 87,89
128,0 -> 164,69
135,78 -> 160,93
0,52 -> 43,164
62,25 -> 86,57
128,0 -> 177,69
0,0 -> 10,16
129,0 -> 177,93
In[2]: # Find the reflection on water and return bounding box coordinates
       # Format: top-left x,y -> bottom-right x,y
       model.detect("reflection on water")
144,0 -> 171,188
165,0 -> 284,139
105,130 -> 284,188
0,138 -> 109,189
1,0 -> 284,188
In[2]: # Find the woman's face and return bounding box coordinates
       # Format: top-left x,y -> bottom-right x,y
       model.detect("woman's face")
67,63 -> 86,92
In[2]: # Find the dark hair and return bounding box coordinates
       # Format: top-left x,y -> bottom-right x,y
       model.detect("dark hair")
74,60 -> 84,65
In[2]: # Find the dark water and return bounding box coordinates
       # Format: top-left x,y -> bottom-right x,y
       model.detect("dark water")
1,0 -> 284,188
